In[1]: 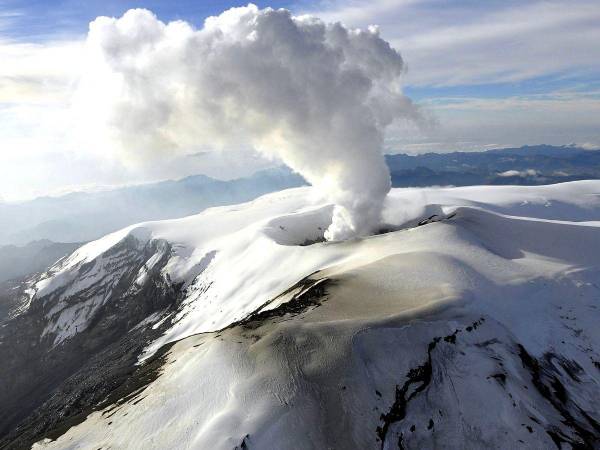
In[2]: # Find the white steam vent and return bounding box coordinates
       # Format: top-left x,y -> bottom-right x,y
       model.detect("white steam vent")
76,4 -> 420,240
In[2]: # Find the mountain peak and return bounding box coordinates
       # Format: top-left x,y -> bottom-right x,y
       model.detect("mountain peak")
3,182 -> 600,449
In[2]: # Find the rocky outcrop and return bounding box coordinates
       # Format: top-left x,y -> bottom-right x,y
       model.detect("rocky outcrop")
0,236 -> 181,449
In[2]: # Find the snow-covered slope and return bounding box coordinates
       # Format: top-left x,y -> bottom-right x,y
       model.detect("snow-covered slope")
26,182 -> 600,350
3,181 -> 600,449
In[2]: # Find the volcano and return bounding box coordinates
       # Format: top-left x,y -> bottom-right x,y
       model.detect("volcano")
2,181 -> 600,449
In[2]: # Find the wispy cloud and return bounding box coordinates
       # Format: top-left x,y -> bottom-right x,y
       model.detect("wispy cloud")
385,89 -> 600,153
0,40 -> 83,104
308,0 -> 600,86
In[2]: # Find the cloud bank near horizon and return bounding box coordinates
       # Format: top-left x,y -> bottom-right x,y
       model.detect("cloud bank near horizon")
76,5 -> 421,240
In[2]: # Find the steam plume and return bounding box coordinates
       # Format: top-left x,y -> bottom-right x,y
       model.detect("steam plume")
77,4 -> 420,240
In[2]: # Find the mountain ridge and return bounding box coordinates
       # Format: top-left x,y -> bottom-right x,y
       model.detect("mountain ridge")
2,182 -> 600,449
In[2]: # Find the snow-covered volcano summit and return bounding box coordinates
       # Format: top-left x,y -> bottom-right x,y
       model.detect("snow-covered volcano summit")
2,182 -> 600,449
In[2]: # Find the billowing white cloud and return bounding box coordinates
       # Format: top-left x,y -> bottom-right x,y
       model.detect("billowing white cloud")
1,1 -> 599,202
75,5 -> 420,240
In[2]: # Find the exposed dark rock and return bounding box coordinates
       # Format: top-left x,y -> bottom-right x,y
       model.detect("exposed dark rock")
234,434 -> 250,450
376,335 -> 439,447
489,373 -> 507,386
234,274 -> 331,330
517,344 -> 600,449
0,237 -> 183,449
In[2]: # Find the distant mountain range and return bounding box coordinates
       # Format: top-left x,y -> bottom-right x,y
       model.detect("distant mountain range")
0,145 -> 598,249
386,144 -> 600,187
0,168 -> 305,247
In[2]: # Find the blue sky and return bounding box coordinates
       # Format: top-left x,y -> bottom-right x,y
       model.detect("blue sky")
0,0 -> 297,40
1,0 -> 599,200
